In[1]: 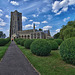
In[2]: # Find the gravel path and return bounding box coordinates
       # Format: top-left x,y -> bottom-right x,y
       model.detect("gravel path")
0,41 -> 39,75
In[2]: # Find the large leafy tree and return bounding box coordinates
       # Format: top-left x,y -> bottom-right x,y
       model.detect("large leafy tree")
0,31 -> 6,38
60,21 -> 75,40
53,32 -> 60,39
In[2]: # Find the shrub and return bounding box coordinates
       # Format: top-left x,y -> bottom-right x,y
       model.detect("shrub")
48,40 -> 58,50
0,39 -> 7,46
49,38 -> 54,40
24,39 -> 34,49
15,39 -> 23,45
60,37 -> 75,65
54,39 -> 63,45
5,38 -> 11,43
30,39 -> 51,56
20,39 -> 25,46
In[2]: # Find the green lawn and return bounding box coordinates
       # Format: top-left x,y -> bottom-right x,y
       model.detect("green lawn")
0,42 -> 11,60
18,45 -> 75,75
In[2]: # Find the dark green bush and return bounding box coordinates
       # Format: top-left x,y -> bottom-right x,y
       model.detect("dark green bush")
49,38 -> 54,40
15,39 -> 23,45
0,39 -> 8,46
30,39 -> 51,56
24,39 -> 34,49
48,40 -> 58,50
54,39 -> 63,45
20,39 -> 25,46
60,37 -> 75,65
5,38 -> 11,43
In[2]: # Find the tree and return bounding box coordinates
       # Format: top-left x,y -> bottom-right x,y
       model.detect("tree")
53,32 -> 60,39
60,21 -> 75,40
0,31 -> 6,38
39,28 -> 42,31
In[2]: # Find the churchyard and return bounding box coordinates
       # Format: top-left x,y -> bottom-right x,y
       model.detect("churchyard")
0,21 -> 75,75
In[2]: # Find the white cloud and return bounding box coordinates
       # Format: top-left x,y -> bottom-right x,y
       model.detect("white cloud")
69,0 -> 75,5
0,9 -> 3,12
23,24 -> 33,29
56,29 -> 60,32
32,14 -> 39,17
0,22 -> 6,26
0,18 -> 6,26
5,15 -> 10,18
29,20 -> 33,22
52,0 -> 75,15
10,1 -> 19,6
43,26 -> 52,30
33,22 -> 40,24
63,17 -> 70,22
0,18 -> 3,22
22,16 -> 28,22
41,21 -> 48,23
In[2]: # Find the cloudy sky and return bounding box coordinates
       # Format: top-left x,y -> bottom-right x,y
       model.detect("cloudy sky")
0,0 -> 75,37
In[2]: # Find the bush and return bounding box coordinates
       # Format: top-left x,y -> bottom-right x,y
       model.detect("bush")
48,38 -> 54,40
48,40 -> 58,50
15,39 -> 23,45
30,39 -> 51,56
24,39 -> 34,49
20,39 -> 25,46
0,38 -> 10,46
60,37 -> 75,65
54,39 -> 63,45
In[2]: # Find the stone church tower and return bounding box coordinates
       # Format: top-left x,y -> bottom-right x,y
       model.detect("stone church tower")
10,10 -> 22,38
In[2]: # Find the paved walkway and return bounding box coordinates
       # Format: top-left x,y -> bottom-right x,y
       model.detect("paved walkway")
0,41 -> 39,75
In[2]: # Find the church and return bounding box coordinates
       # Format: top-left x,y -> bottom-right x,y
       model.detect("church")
10,10 -> 51,40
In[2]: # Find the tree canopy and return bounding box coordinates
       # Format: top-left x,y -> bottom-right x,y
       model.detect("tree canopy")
0,31 -> 6,38
60,21 -> 75,40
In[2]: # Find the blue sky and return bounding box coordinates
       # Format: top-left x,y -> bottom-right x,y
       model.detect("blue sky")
0,0 -> 75,37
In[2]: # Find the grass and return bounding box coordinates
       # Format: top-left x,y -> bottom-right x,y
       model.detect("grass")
0,42 -> 11,60
18,45 -> 75,75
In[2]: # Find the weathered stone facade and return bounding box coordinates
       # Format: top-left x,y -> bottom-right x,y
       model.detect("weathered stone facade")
10,10 -> 51,40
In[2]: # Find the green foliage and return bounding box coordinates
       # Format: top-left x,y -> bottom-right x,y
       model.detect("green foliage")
48,38 -> 54,40
60,37 -> 75,65
0,38 -> 10,46
39,28 -> 42,31
15,39 -> 23,45
60,21 -> 75,40
0,42 -> 10,60
54,39 -> 63,45
48,40 -> 58,50
54,32 -> 60,39
24,39 -> 34,49
30,39 -> 51,56
20,39 -> 25,46
0,31 -> 6,38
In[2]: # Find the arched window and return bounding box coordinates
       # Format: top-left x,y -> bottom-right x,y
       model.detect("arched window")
28,35 -> 30,39
25,35 -> 26,39
22,35 -> 23,38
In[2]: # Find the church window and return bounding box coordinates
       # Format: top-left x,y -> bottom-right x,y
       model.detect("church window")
28,35 -> 30,39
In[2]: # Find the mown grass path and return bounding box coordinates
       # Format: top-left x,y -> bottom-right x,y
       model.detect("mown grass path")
0,41 -> 39,75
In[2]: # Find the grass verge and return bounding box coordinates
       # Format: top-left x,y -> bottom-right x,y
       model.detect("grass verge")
18,45 -> 75,75
0,42 -> 11,60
